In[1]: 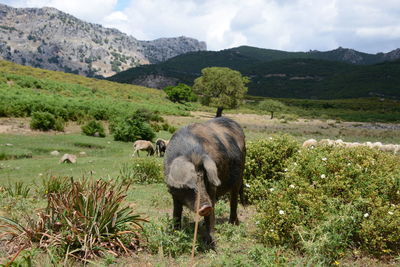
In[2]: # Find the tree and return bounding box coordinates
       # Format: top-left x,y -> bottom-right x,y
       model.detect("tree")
258,99 -> 286,119
163,83 -> 197,103
193,67 -> 249,117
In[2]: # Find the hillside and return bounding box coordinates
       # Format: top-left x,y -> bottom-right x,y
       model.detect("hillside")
109,46 -> 400,99
0,4 -> 206,78
0,59 -> 196,121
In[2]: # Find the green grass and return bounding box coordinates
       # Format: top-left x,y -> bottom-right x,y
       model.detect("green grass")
1,129 -> 399,266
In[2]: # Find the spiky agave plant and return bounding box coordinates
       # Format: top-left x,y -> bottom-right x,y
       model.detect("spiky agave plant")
0,178 -> 146,263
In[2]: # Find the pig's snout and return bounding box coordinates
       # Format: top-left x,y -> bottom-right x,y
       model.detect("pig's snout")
198,205 -> 212,216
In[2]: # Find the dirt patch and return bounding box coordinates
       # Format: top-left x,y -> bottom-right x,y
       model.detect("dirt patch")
0,118 -> 87,135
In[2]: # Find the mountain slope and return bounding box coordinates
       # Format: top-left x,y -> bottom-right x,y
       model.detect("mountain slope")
0,4 -> 206,77
109,46 -> 400,99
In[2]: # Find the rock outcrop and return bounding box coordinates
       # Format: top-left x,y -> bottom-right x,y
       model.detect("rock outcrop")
0,4 -> 206,77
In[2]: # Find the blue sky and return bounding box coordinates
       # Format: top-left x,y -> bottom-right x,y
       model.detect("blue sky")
2,0 -> 400,53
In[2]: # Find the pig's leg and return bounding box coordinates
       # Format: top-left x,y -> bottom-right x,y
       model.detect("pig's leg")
172,197 -> 183,229
229,187 -> 240,225
204,211 -> 216,249
203,188 -> 217,249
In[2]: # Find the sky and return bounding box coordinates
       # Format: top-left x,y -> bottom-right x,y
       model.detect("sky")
2,0 -> 400,53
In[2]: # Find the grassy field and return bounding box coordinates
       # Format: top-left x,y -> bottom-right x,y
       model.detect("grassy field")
1,60 -> 400,265
1,113 -> 400,266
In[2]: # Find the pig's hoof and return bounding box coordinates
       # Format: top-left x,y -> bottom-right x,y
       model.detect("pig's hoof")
229,217 -> 240,225
203,235 -> 216,250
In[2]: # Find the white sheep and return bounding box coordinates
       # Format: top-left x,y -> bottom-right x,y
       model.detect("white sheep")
302,139 -> 318,148
334,139 -> 345,147
318,139 -> 335,146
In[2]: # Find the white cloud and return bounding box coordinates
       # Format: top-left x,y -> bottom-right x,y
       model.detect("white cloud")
3,0 -> 400,53
4,0 -> 118,22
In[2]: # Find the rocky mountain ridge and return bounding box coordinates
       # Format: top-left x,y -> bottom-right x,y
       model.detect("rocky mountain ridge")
0,4 -> 206,77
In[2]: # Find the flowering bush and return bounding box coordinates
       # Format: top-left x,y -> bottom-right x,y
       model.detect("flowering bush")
252,144 -> 400,262
243,134 -> 300,203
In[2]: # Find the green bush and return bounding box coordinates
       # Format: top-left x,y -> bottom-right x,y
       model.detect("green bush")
164,83 -> 197,103
81,120 -> 106,137
119,158 -> 163,184
252,145 -> 400,262
243,135 -> 300,203
110,115 -> 155,142
30,111 -> 64,131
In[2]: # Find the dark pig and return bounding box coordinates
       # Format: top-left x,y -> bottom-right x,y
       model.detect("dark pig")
164,117 -> 245,248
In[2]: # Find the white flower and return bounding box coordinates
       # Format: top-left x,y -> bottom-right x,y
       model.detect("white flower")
136,164 -> 140,167
289,184 -> 295,188
322,157 -> 327,161
39,173 -> 43,176
388,211 -> 394,215
279,210 -> 285,215
364,213 -> 369,218
255,221 -> 260,225
320,174 -> 326,179
347,163 -> 351,166
245,183 -> 250,188
294,162 -> 298,166
284,168 -> 288,172
269,188 -> 275,192
270,229 -> 274,232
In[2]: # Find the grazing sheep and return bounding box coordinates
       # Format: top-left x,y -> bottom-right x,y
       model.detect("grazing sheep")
302,139 -> 318,148
379,144 -> 397,153
372,142 -> 383,149
364,141 -> 373,148
319,139 -> 335,146
132,140 -> 154,157
394,145 -> 400,154
334,139 -> 345,147
155,138 -> 169,157
345,142 -> 362,148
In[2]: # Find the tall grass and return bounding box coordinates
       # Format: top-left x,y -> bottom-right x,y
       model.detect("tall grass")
0,178 -> 146,263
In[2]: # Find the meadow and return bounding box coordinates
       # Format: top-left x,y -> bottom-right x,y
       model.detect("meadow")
1,60 -> 400,266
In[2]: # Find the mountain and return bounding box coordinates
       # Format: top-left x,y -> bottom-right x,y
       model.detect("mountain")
109,46 -> 400,99
0,4 -> 206,77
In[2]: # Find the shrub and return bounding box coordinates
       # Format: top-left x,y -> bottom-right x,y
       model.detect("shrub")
243,135 -> 300,203
119,158 -> 163,184
163,83 -> 197,103
81,120 -> 106,137
168,125 -> 177,134
134,108 -> 164,123
110,115 -> 155,142
0,178 -> 146,262
30,111 -> 64,131
4,181 -> 30,198
38,176 -> 70,196
252,145 -> 400,262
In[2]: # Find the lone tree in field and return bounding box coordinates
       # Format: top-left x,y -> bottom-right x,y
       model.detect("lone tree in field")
258,99 -> 286,119
193,67 -> 249,117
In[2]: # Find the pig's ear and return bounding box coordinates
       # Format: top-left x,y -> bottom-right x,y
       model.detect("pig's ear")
203,156 -> 221,187
166,156 -> 196,189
